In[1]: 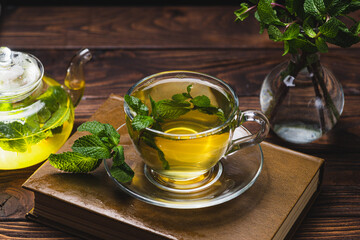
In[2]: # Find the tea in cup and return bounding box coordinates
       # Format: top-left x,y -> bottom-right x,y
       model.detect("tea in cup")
124,71 -> 269,192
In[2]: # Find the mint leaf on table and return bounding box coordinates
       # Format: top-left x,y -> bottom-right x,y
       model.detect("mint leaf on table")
78,120 -> 106,136
78,121 -> 120,147
110,163 -> 134,183
71,135 -> 111,159
49,152 -> 101,173
49,121 -> 134,183
109,145 -> 134,183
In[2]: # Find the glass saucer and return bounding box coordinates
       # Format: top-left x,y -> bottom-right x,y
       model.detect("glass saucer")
104,124 -> 264,209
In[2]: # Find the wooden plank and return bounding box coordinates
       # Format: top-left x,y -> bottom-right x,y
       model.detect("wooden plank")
1,217 -> 360,239
1,6 -> 359,49
294,217 -> 360,239
0,220 -> 77,239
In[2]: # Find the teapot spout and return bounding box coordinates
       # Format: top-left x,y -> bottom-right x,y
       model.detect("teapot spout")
64,48 -> 92,107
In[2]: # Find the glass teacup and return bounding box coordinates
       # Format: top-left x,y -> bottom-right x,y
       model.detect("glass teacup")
124,71 -> 269,192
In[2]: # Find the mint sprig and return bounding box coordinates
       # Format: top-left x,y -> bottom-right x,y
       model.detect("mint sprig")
49,121 -> 134,183
235,0 -> 360,55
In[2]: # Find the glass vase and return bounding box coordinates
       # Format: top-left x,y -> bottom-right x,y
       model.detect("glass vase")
260,53 -> 344,144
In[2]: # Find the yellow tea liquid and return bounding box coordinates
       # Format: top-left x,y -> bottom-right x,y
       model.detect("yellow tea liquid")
130,78 -> 234,180
0,119 -> 73,169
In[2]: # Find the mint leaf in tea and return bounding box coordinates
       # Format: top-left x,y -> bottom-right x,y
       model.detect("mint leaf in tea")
126,81 -> 233,179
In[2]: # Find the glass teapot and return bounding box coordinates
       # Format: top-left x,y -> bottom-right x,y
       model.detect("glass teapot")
0,47 -> 92,169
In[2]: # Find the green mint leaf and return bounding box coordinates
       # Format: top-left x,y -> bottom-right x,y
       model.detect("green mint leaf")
140,131 -> 169,169
283,40 -> 290,56
0,103 -> 12,111
103,123 -> 120,146
315,36 -> 329,52
155,100 -> 190,120
158,149 -> 170,170
78,120 -> 105,135
267,25 -> 283,41
234,3 -> 250,21
110,162 -> 134,183
197,106 -> 226,122
190,95 -> 211,108
131,115 -> 155,131
0,137 -> 27,152
286,0 -> 303,16
110,145 -> 134,183
172,93 -> 190,102
324,25 -> 360,47
342,1 -> 360,15
325,0 -> 351,16
216,109 -> 226,122
37,107 -> 51,123
41,107 -> 71,130
258,0 -> 285,26
112,145 -> 125,166
303,17 -> 317,38
350,21 -> 360,35
186,84 -> 193,96
124,95 -> 149,116
37,86 -> 68,112
254,11 -> 266,34
0,121 -> 49,152
288,38 -> 318,53
304,0 -> 326,19
319,17 -> 343,38
71,135 -> 111,159
48,152 -> 101,173
79,121 -> 120,147
282,23 -> 300,40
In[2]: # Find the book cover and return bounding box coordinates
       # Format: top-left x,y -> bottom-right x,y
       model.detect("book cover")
23,94 -> 324,240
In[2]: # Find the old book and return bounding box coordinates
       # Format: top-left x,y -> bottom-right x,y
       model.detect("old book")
23,94 -> 324,240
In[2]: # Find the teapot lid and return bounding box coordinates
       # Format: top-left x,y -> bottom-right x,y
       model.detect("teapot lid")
0,47 -> 44,99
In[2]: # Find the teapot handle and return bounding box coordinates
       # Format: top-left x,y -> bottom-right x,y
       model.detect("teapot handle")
64,48 -> 92,107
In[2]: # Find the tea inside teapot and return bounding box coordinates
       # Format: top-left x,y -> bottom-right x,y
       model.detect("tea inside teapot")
0,47 -> 91,170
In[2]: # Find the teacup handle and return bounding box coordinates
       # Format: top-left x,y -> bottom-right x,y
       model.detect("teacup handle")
226,110 -> 270,155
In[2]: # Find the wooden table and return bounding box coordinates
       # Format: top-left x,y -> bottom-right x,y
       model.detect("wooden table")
0,4 -> 359,239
